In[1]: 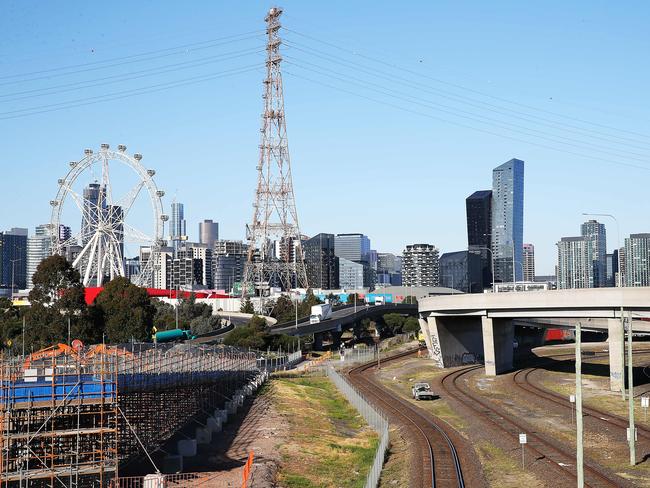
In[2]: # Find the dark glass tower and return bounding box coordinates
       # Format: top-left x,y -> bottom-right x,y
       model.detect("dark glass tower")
466,190 -> 492,291
304,233 -> 339,289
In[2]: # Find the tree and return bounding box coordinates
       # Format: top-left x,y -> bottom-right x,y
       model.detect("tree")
152,299 -> 175,330
190,315 -> 221,335
270,295 -> 296,323
240,297 -> 255,314
403,296 -> 418,305
347,293 -> 360,305
383,313 -> 406,335
95,277 -> 154,343
327,293 -> 340,306
403,316 -> 420,334
29,255 -> 83,306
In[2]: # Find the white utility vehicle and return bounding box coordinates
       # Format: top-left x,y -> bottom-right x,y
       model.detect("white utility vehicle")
411,382 -> 436,400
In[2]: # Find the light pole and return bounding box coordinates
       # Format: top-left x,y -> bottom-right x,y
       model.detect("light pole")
10,257 -> 22,300
469,246 -> 495,292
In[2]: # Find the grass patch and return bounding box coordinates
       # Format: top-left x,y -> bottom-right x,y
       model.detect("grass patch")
271,376 -> 379,488
477,442 -> 545,488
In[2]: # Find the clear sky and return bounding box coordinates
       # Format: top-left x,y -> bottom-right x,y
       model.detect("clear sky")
2,1 -> 649,274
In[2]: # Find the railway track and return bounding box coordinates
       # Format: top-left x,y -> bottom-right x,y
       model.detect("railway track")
441,366 -> 629,488
347,349 -> 466,488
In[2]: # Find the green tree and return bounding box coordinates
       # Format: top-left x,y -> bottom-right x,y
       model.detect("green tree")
347,293 -> 360,305
152,299 -> 175,330
240,297 -> 255,314
403,316 -> 420,334
29,255 -> 83,306
403,296 -> 418,305
95,277 -> 154,343
190,315 -> 221,335
383,313 -> 406,335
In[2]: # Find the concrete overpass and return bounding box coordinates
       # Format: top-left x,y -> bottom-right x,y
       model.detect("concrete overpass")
418,287 -> 650,391
270,303 -> 418,347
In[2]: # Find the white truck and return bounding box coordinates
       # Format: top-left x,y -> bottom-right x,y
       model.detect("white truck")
374,296 -> 385,305
309,302 -> 333,324
411,382 -> 436,400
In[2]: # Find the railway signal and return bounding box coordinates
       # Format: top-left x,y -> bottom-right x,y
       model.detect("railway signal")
519,433 -> 527,469
569,394 -> 576,425
642,397 -> 649,422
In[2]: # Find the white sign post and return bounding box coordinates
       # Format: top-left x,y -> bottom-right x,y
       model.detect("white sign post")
569,394 -> 576,426
519,433 -> 527,469
642,397 -> 649,423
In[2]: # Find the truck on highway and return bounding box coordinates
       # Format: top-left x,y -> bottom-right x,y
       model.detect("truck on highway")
411,382 -> 436,400
309,302 -> 333,324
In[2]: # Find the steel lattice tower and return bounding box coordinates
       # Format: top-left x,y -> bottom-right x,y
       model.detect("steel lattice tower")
243,7 -> 308,295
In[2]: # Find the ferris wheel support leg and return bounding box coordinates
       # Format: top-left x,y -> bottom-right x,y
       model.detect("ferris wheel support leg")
82,234 -> 100,287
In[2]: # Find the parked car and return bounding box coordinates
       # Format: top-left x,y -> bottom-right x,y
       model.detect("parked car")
411,382 -> 436,400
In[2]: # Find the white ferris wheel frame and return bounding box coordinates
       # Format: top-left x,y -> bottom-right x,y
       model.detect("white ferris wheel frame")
50,143 -> 167,288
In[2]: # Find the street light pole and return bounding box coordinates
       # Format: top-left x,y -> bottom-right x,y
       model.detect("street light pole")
575,321 -> 584,487
626,312 -> 636,465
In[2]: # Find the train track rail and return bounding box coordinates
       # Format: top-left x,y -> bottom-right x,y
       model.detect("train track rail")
441,366 -> 629,488
347,349 -> 466,488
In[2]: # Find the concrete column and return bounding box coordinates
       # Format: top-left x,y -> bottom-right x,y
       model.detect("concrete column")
330,330 -> 343,349
426,316 -> 483,368
607,318 -> 624,392
313,332 -> 324,351
482,316 -> 514,376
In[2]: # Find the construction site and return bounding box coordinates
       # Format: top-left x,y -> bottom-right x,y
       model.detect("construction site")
0,342 -> 258,487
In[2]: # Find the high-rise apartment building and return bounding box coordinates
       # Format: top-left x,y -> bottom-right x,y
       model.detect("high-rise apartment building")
303,233 -> 339,290
557,236 -> 593,289
402,244 -> 439,287
81,183 -> 104,246
581,220 -> 607,287
624,233 -> 650,287
338,258 -> 364,290
178,243 -> 213,288
27,225 -> 51,289
377,253 -> 402,286
170,201 -> 187,251
606,253 -> 618,287
522,243 -> 535,282
0,228 -> 28,296
618,247 -> 626,286
58,225 -> 71,242
466,190 -> 492,291
213,240 -> 248,293
198,220 -> 219,249
491,159 -> 524,283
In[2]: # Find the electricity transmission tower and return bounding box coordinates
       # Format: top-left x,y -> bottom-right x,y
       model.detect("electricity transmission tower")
243,7 -> 308,295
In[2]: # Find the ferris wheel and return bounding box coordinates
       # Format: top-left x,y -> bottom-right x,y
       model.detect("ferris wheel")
50,143 -> 168,287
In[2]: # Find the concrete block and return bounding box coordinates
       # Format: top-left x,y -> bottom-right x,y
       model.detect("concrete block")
196,427 -> 211,445
162,456 -> 183,475
177,439 -> 197,457
144,473 -> 165,487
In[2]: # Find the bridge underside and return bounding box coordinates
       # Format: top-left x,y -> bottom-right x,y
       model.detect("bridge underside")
419,314 -> 647,392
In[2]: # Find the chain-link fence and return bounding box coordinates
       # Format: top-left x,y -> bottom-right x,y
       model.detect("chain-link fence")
326,366 -> 389,488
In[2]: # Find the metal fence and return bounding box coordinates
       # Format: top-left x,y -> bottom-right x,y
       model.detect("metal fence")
256,350 -> 303,372
326,366 -> 389,488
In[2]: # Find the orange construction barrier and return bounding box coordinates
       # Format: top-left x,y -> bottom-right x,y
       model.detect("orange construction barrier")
242,450 -> 254,488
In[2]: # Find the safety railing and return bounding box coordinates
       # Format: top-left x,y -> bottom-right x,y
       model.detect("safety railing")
326,366 -> 389,488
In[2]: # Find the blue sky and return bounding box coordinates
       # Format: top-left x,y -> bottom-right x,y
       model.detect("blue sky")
2,1 -> 649,274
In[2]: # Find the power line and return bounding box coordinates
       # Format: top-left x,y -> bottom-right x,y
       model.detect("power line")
282,69 -> 650,172
0,65 -> 260,120
283,27 -> 650,142
0,31 -> 263,86
283,39 -> 650,152
0,47 -> 263,103
283,57 -> 650,163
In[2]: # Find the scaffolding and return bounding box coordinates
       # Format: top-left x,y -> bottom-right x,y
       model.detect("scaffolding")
0,344 -> 257,487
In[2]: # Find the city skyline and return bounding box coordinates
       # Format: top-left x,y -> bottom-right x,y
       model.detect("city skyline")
2,2 -> 650,274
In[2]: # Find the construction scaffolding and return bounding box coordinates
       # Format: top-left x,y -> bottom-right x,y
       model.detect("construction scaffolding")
0,343 -> 257,487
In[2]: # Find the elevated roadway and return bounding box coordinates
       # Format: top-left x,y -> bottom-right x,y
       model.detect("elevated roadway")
418,287 -> 650,391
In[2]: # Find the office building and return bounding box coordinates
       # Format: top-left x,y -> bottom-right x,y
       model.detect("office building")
557,236 -> 593,289
335,234 -> 370,262
58,225 -> 71,242
581,220 -> 607,287
198,220 -> 219,249
303,233 -> 339,290
81,183 -> 104,245
26,225 -> 51,289
213,240 -> 248,293
606,253 -> 618,287
491,159 -> 524,283
624,233 -> 650,287
466,190 -> 493,291
170,201 -> 187,251
402,244 -> 439,287
0,228 -> 28,296
522,243 -> 535,282
339,258 -> 365,290
439,251 -> 481,293
377,253 -> 402,287
618,247 -> 626,286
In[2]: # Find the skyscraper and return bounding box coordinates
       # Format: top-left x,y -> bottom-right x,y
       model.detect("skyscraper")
335,234 -> 373,288
402,244 -> 439,287
338,258 -> 364,290
491,159 -> 524,283
0,228 -> 28,296
27,224 -> 51,289
466,190 -> 492,291
81,183 -> 104,245
624,233 -> 650,287
213,240 -> 248,293
170,201 -> 186,251
303,233 -> 339,290
522,243 -> 535,282
199,220 -> 219,249
557,236 -> 593,289
439,251 -> 480,293
581,220 -> 607,287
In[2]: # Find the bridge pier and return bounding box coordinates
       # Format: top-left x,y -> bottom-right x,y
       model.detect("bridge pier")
330,330 -> 343,349
607,318 -> 624,392
313,332 -> 324,351
482,317 -> 514,375
422,316 -> 483,368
